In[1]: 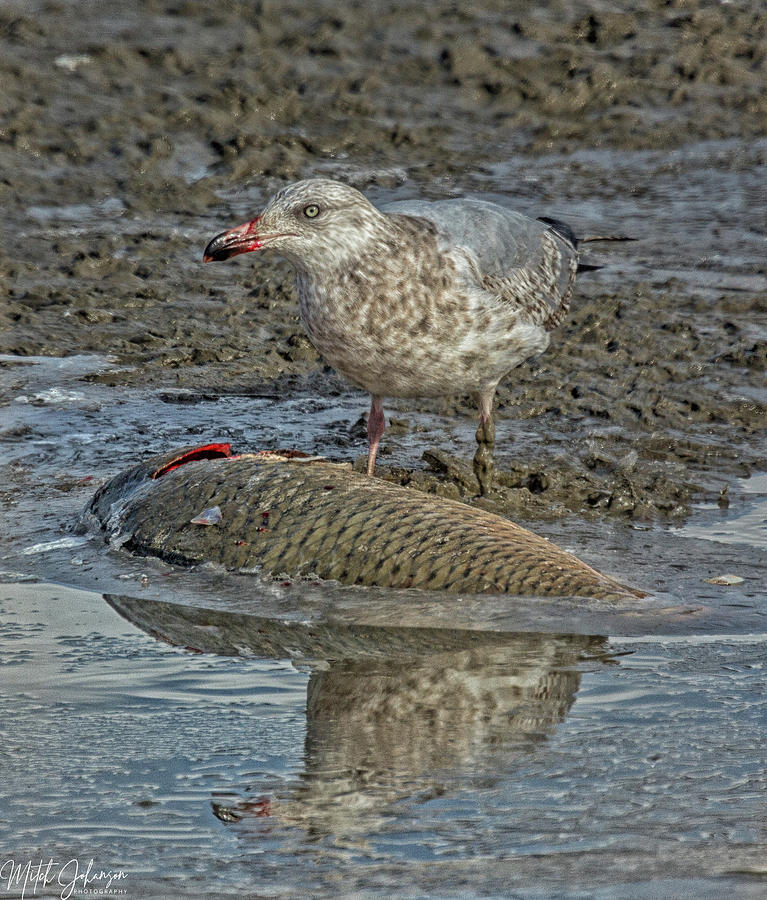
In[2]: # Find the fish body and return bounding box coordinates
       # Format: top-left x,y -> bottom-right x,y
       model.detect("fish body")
85,444 -> 643,601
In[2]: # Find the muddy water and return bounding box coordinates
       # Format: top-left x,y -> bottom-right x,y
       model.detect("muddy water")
1,355 -> 766,899
1,0 -> 766,897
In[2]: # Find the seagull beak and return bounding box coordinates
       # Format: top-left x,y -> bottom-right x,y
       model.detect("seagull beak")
203,217 -> 266,262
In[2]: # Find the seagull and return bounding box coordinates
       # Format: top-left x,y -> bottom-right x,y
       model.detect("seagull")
204,178 -> 579,494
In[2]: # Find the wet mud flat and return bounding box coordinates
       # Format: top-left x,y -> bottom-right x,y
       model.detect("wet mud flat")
0,0 -> 765,522
0,573 -> 765,899
0,1 -> 766,898
0,325 -> 765,897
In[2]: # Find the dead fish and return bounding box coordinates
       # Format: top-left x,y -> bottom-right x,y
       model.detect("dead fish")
84,443 -> 644,600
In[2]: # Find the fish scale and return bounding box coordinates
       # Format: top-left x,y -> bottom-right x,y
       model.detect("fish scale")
84,445 -> 644,601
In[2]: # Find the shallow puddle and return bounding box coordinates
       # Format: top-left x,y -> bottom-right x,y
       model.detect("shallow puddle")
1,355 -> 766,898
1,580 -> 766,898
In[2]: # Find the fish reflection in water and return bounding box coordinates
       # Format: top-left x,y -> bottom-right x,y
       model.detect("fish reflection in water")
107,594 -> 607,838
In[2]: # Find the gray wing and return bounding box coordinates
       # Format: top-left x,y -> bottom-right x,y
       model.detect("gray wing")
382,197 -> 578,329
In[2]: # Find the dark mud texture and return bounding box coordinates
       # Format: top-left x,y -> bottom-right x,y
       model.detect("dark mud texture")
1,0 -> 765,522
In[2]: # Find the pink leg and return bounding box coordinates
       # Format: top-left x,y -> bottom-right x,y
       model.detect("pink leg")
366,395 -> 386,476
477,391 -> 495,435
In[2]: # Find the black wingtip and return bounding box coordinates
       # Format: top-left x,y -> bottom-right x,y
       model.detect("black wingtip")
538,216 -> 579,249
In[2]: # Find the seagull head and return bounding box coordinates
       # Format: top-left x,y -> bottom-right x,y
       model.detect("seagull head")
203,179 -> 387,272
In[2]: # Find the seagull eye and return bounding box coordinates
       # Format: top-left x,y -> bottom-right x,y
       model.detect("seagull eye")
303,204 -> 320,219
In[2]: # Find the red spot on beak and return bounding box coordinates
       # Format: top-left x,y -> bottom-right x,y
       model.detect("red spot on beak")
203,216 -> 264,262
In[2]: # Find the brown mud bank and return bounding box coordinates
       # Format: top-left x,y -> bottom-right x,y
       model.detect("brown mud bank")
1,0 -> 765,523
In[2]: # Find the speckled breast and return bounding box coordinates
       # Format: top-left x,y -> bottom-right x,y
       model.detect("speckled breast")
295,239 -> 501,398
